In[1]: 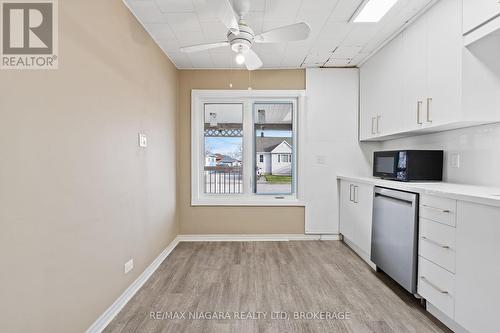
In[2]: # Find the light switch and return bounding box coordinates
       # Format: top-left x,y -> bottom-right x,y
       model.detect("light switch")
138,133 -> 147,148
124,259 -> 134,274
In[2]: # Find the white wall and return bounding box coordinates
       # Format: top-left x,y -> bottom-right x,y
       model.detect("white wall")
305,68 -> 380,234
381,122 -> 500,187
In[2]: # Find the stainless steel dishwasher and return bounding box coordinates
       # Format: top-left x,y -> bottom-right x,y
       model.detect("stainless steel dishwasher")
371,186 -> 419,294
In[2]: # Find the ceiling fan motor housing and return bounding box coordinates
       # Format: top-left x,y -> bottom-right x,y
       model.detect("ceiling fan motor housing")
228,21 -> 254,53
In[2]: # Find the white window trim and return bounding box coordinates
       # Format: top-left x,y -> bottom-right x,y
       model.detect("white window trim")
191,89 -> 306,206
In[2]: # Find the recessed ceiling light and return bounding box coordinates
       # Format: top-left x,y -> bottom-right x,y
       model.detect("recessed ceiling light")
353,0 -> 399,23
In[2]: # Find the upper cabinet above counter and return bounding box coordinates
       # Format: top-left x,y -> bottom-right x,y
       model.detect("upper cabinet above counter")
360,0 -> 500,142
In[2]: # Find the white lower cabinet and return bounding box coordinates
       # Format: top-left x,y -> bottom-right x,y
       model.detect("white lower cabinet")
417,195 -> 500,333
339,180 -> 374,263
454,201 -> 500,333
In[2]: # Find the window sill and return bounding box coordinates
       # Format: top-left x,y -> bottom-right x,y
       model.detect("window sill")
191,196 -> 305,207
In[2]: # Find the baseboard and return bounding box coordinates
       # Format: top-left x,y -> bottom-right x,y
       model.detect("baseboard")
177,234 -> 341,242
85,236 -> 180,333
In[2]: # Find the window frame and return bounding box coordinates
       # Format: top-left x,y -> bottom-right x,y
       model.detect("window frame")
191,90 -> 305,206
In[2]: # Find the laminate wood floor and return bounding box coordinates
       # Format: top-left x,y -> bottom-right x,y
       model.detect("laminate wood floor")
104,241 -> 451,333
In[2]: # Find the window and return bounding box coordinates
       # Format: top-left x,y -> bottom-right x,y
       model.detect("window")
191,90 -> 304,206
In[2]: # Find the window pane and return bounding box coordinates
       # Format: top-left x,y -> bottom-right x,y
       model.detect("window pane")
204,104 -> 243,194
254,103 -> 293,194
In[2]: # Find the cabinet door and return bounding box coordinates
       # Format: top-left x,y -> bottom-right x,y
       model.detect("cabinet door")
352,183 -> 374,255
339,180 -> 355,241
402,15 -> 427,130
359,56 -> 382,140
463,0 -> 500,34
455,201 -> 500,332
426,0 -> 462,126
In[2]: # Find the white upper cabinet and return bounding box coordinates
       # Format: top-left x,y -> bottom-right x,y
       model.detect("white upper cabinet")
360,0 -> 500,141
425,0 -> 462,126
463,0 -> 500,34
360,34 -> 404,140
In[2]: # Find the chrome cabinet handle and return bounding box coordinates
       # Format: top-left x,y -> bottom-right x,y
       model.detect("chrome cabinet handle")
349,184 -> 354,202
371,117 -> 376,134
420,276 -> 448,294
421,204 -> 451,213
426,97 -> 432,123
421,236 -> 450,249
376,115 -> 381,134
417,101 -> 423,125
353,186 -> 359,203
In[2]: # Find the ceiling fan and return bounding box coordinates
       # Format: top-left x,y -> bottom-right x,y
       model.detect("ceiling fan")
179,0 -> 311,70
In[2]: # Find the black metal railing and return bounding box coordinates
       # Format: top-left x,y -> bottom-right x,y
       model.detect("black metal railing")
204,166 -> 243,194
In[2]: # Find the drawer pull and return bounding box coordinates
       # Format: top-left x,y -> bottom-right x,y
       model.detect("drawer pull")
420,276 -> 449,294
421,204 -> 451,213
421,236 -> 450,249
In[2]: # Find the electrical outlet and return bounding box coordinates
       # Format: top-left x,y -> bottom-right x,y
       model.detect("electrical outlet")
138,133 -> 147,148
124,259 -> 134,274
316,155 -> 326,165
450,153 -> 460,168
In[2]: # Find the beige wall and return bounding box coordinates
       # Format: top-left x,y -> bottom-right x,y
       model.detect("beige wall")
178,70 -> 305,234
0,1 -> 178,332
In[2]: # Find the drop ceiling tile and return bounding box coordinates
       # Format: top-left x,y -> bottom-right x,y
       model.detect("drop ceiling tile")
264,0 -> 302,21
155,0 -> 194,13
199,20 -> 228,40
324,57 -> 352,66
126,0 -> 435,69
166,52 -> 192,67
332,45 -> 363,58
262,20 -> 295,33
156,38 -> 180,52
329,0 -> 361,23
187,52 -> 214,68
299,0 -> 339,12
145,23 -> 175,40
302,52 -> 330,67
192,0 -> 217,21
164,12 -> 202,32
129,1 -> 167,24
176,30 -> 205,47
342,24 -> 380,45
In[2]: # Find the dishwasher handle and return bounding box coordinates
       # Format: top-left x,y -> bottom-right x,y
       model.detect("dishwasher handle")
374,192 -> 414,205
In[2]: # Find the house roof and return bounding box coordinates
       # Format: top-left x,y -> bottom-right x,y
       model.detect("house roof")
215,154 -> 240,163
255,137 -> 292,152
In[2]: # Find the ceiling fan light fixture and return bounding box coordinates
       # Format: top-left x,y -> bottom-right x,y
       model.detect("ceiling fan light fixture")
353,0 -> 399,23
235,52 -> 245,65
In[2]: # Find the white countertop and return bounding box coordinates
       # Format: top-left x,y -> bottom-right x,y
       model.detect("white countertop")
337,175 -> 500,208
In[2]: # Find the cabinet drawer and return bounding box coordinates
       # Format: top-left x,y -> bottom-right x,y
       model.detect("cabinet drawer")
420,195 -> 456,226
418,257 -> 455,319
419,218 -> 456,273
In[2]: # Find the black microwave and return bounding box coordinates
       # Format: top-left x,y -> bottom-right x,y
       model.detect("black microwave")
373,150 -> 444,181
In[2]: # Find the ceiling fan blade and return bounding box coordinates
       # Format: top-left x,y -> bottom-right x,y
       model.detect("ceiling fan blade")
254,22 -> 311,43
206,0 -> 240,35
244,49 -> 263,70
180,41 -> 229,53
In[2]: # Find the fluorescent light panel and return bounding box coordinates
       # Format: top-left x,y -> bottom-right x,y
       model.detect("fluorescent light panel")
353,0 -> 399,23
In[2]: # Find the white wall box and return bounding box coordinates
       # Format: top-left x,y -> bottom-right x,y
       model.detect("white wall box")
360,0 -> 500,141
338,179 -> 374,267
